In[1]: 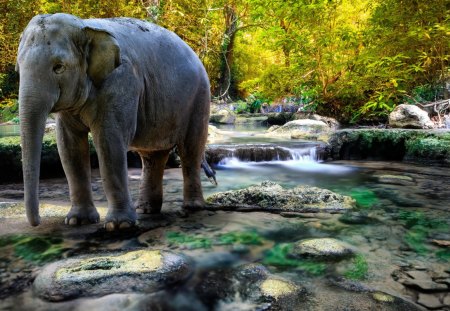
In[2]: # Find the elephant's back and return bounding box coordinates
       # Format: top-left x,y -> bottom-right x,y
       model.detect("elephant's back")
85,17 -> 204,75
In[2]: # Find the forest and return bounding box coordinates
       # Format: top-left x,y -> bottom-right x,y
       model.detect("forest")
0,0 -> 449,123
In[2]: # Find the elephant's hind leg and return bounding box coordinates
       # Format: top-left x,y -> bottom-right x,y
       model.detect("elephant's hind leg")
136,150 -> 170,214
178,121 -> 208,210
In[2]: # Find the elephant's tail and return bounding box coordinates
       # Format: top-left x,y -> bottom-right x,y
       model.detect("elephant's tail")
201,156 -> 217,186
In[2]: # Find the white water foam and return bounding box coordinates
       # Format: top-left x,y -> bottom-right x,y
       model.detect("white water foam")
217,146 -> 354,175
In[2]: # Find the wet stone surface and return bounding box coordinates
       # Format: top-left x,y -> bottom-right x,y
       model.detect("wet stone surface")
0,159 -> 449,310
206,181 -> 356,213
33,249 -> 192,301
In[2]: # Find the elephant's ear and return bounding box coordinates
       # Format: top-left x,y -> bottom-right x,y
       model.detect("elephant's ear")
84,27 -> 121,86
15,33 -> 24,73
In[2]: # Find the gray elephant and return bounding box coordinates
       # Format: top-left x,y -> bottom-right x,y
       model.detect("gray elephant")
16,13 -> 211,230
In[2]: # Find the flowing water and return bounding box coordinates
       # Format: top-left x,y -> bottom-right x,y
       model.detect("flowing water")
0,123 -> 449,310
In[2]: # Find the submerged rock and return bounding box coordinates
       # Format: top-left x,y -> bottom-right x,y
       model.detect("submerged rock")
33,249 -> 192,301
376,174 -> 415,186
206,181 -> 355,213
291,238 -> 355,260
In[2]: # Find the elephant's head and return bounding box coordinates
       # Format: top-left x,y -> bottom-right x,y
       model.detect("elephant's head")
16,13 -> 121,225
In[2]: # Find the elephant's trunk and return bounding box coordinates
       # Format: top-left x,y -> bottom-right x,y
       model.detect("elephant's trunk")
19,92 -> 53,226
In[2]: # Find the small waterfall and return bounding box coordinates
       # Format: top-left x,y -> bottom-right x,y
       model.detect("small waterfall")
209,144 -> 322,168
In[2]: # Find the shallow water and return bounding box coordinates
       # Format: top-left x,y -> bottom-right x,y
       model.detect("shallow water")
0,125 -> 449,310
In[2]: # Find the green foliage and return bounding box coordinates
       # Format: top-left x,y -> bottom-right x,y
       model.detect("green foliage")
1,0 -> 449,122
165,231 -> 212,249
218,231 -> 264,245
0,235 -> 65,263
344,254 -> 369,280
263,243 -> 327,276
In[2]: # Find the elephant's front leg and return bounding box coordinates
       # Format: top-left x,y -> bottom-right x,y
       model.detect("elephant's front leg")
136,150 -> 170,214
92,129 -> 136,231
56,114 -> 99,225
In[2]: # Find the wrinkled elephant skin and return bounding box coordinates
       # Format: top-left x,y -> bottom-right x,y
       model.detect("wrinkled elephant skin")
16,14 -> 210,230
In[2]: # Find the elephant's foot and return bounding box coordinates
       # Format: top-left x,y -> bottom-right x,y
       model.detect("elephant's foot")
65,206 -> 100,225
182,198 -> 205,211
136,202 -> 161,214
104,208 -> 137,231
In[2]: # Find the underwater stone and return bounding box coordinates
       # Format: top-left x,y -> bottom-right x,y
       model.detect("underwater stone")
417,293 -> 444,309
259,278 -> 300,300
206,181 -> 355,213
33,249 -> 192,301
291,238 -> 355,260
377,174 -> 415,186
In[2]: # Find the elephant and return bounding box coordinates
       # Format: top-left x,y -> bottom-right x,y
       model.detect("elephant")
16,13 -> 211,231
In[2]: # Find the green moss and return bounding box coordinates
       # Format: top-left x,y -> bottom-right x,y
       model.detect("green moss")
166,231 -> 212,249
347,188 -> 378,209
218,231 -> 264,245
397,211 -> 449,255
405,137 -> 450,159
263,243 -> 327,276
12,236 -> 65,263
436,249 -> 450,262
344,254 -> 369,280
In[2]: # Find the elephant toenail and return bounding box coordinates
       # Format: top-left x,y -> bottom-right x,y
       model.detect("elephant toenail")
119,222 -> 131,229
105,222 -> 116,231
68,218 -> 78,225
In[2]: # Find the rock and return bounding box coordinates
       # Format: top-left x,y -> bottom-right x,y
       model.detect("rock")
327,129 -> 450,166
376,174 -> 415,186
267,112 -> 295,125
394,269 -> 449,292
33,249 -> 192,301
235,115 -> 268,123
290,238 -> 355,260
206,181 -> 355,213
295,112 -> 340,130
389,104 -> 434,129
338,212 -> 378,225
205,144 -> 294,164
209,109 -> 236,124
431,239 -> 450,247
266,119 -> 330,140
259,277 -> 302,300
417,293 -> 444,309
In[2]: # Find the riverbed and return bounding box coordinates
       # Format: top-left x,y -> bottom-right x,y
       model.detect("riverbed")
0,124 -> 449,310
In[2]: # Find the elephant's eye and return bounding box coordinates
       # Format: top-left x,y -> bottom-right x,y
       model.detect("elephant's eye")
53,64 -> 66,74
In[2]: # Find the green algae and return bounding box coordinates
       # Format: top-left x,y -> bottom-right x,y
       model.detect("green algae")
218,231 -> 264,246
14,236 -> 65,263
436,249 -> 450,262
397,211 -> 449,255
263,243 -> 327,276
166,231 -> 212,249
346,188 -> 378,209
0,235 -> 65,263
344,254 -> 369,280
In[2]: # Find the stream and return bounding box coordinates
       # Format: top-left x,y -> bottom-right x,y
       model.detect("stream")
0,123 -> 449,310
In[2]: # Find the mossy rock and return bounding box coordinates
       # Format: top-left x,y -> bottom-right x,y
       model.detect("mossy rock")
33,249 -> 192,301
328,129 -> 450,166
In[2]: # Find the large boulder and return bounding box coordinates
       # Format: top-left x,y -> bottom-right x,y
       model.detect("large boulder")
389,104 -> 434,129
266,119 -> 331,140
206,181 -> 355,213
33,250 -> 192,301
209,109 -> 236,124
